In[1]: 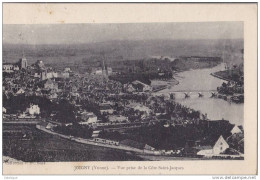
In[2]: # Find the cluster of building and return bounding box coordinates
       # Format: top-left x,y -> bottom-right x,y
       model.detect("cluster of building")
3,55 -> 27,73
3,54 -> 244,159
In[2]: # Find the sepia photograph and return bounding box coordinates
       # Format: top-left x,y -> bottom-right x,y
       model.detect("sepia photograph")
2,3 -> 257,175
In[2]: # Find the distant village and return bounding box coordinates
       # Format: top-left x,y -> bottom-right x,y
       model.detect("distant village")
3,55 -> 244,160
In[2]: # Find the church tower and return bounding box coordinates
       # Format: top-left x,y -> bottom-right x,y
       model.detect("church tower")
102,60 -> 108,77
19,53 -> 28,69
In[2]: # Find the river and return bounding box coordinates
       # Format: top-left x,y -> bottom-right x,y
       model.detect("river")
154,63 -> 243,125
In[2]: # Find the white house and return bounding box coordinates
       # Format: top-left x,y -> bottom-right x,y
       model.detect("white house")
133,105 -> 151,115
197,135 -> 229,157
212,135 -> 229,154
79,111 -> 98,125
124,83 -> 135,93
95,69 -> 103,75
16,88 -> 25,95
3,63 -> 19,73
131,80 -> 152,92
231,125 -> 242,135
3,107 -> 7,114
87,113 -> 98,123
64,68 -> 71,72
108,115 -> 128,123
46,123 -> 57,130
28,104 -> 40,115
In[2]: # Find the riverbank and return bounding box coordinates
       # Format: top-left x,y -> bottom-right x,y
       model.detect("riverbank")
210,72 -> 230,82
151,78 -> 179,92
153,63 -> 243,125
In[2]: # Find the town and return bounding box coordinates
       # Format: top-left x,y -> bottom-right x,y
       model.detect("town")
3,54 -> 244,162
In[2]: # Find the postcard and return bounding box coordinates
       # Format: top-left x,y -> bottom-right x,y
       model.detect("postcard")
2,3 -> 257,175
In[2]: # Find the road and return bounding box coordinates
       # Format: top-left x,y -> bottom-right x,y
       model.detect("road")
36,125 -> 147,154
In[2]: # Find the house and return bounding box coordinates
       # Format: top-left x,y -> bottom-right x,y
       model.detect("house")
59,72 -> 70,78
197,135 -> 229,157
95,69 -> 103,75
15,88 -> 25,95
34,72 -> 41,78
35,60 -> 45,70
46,72 -> 58,79
87,113 -> 98,123
132,80 -> 152,92
144,144 -> 155,151
3,63 -> 19,73
3,107 -> 7,114
64,68 -> 71,72
46,123 -> 57,130
92,130 -> 101,138
230,125 -> 242,135
28,104 -> 40,115
120,139 -> 155,150
94,138 -> 119,146
124,83 -> 135,93
48,93 -> 58,100
79,111 -> 98,124
108,115 -> 128,123
107,67 -> 113,75
18,112 -> 35,119
44,79 -> 58,90
133,105 -> 151,115
100,104 -> 114,114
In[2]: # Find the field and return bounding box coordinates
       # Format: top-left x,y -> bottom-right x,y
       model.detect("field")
3,39 -> 243,66
3,124 -> 143,162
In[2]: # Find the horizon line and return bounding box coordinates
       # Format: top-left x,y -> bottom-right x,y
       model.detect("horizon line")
3,38 -> 244,46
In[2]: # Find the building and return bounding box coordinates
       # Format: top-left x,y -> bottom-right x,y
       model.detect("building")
59,72 -> 69,78
124,83 -> 135,93
28,104 -> 40,115
100,104 -> 114,114
79,111 -> 98,124
15,88 -> 25,95
48,93 -> 58,100
120,139 -> 155,150
230,125 -> 242,135
108,115 -> 128,123
39,71 -> 58,80
197,135 -> 229,157
3,63 -> 20,73
35,60 -> 45,70
133,105 -> 151,115
19,56 -> 28,69
3,107 -> 7,114
44,79 -> 58,90
92,130 -> 101,138
102,60 -> 108,77
94,138 -> 119,146
3,54 -> 27,72
64,68 -> 71,72
131,80 -> 152,92
46,123 -> 57,130
3,64 -> 14,73
95,69 -> 103,75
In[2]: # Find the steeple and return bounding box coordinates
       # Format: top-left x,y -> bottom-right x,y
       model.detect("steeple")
19,51 -> 28,69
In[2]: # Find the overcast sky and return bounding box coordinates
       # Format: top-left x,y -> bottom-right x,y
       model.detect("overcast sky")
3,22 -> 243,45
